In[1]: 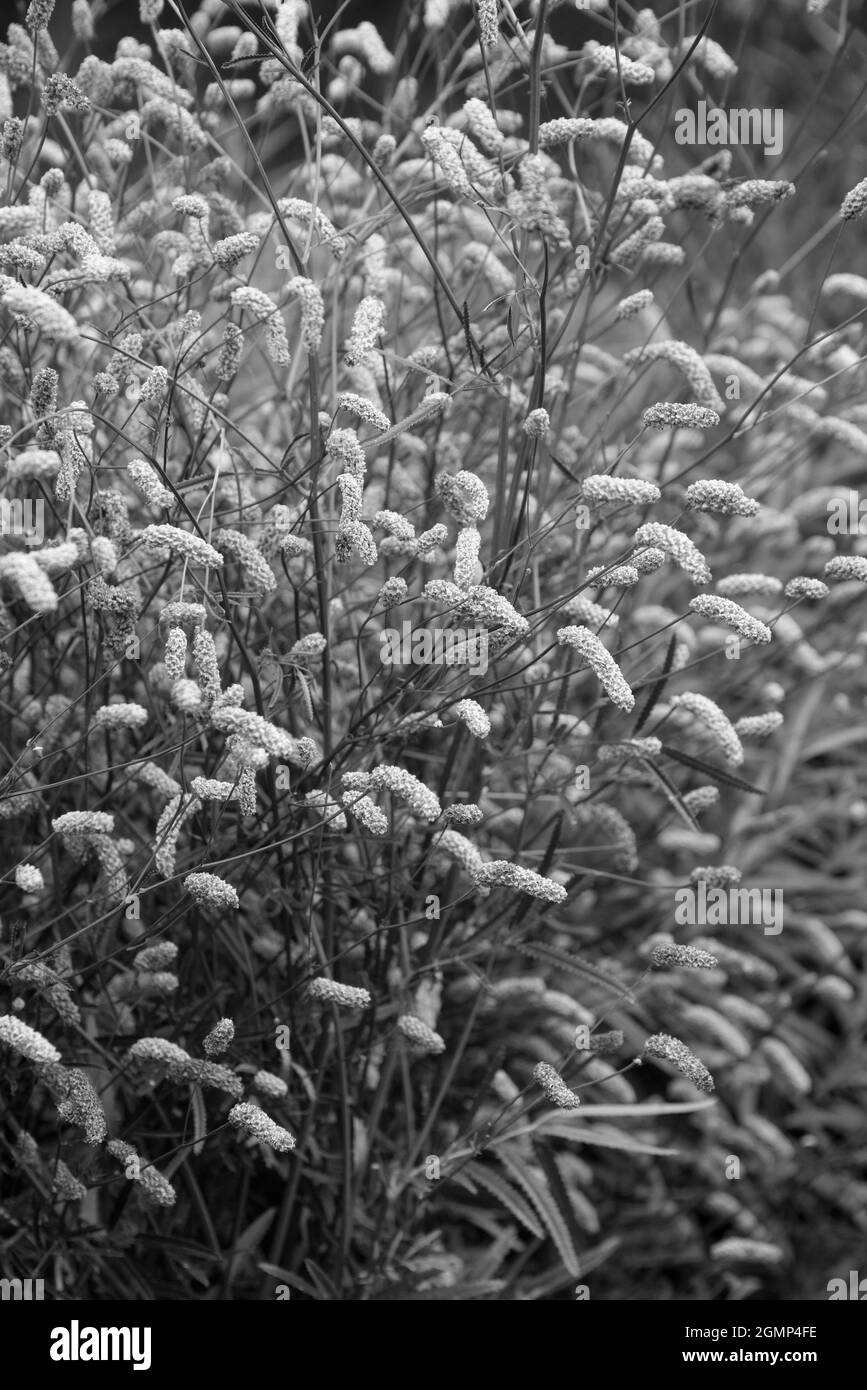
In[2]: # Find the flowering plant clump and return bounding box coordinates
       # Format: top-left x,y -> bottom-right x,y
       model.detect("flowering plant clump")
0,0 -> 863,1308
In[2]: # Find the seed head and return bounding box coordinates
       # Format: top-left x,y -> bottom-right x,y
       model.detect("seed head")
397,1014 -> 446,1054
533,1061 -> 580,1109
308,978 -> 372,1009
556,626 -> 634,711
202,1018 -> 235,1056
688,595 -> 771,643
0,1014 -> 61,1065
650,943 -> 719,969
185,872 -> 239,910
642,1032 -> 714,1092
685,480 -> 759,517
473,860 -> 567,903
229,1102 -> 296,1152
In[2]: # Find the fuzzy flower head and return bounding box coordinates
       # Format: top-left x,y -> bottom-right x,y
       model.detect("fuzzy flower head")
214,528 -> 277,593
685,480 -> 759,517
252,1070 -> 288,1101
15,863 -> 44,892
734,712 -> 784,738
841,178 -> 867,220
342,790 -> 388,834
716,573 -> 783,598
472,861 -> 567,903
643,402 -> 720,430
133,943 -> 178,971
587,563 -> 640,589
185,872 -> 239,910
689,864 -> 742,887
229,1102 -> 296,1152
650,943 -> 719,970
825,555 -> 867,583
556,626 -> 634,711
451,698 -> 491,739
285,276 -> 325,353
50,1067 -> 107,1143
688,595 -> 772,644
784,577 -> 828,600
623,341 -> 724,412
202,1018 -> 234,1057
128,458 -> 173,508
633,523 -> 711,585
141,524 -> 223,568
522,407 -> 551,438
670,692 -> 744,766
52,810 -> 114,841
90,702 -> 149,733
345,296 -> 386,366
0,553 -> 59,612
581,475 -> 661,509
397,1014 -> 446,1054
438,828 -> 484,875
107,1141 -> 177,1206
0,1014 -> 61,1065
642,1032 -> 714,1092
377,576 -> 408,610
533,1061 -> 580,1109
436,470 -> 490,525
308,978 -> 372,1010
0,279 -> 80,342
367,765 -> 441,821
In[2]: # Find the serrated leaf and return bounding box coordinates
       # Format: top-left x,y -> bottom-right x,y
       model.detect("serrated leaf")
498,1151 -> 582,1278
533,1141 -> 589,1251
463,1159 -> 545,1239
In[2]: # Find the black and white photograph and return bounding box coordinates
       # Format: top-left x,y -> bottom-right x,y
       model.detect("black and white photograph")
0,0 -> 865,1346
